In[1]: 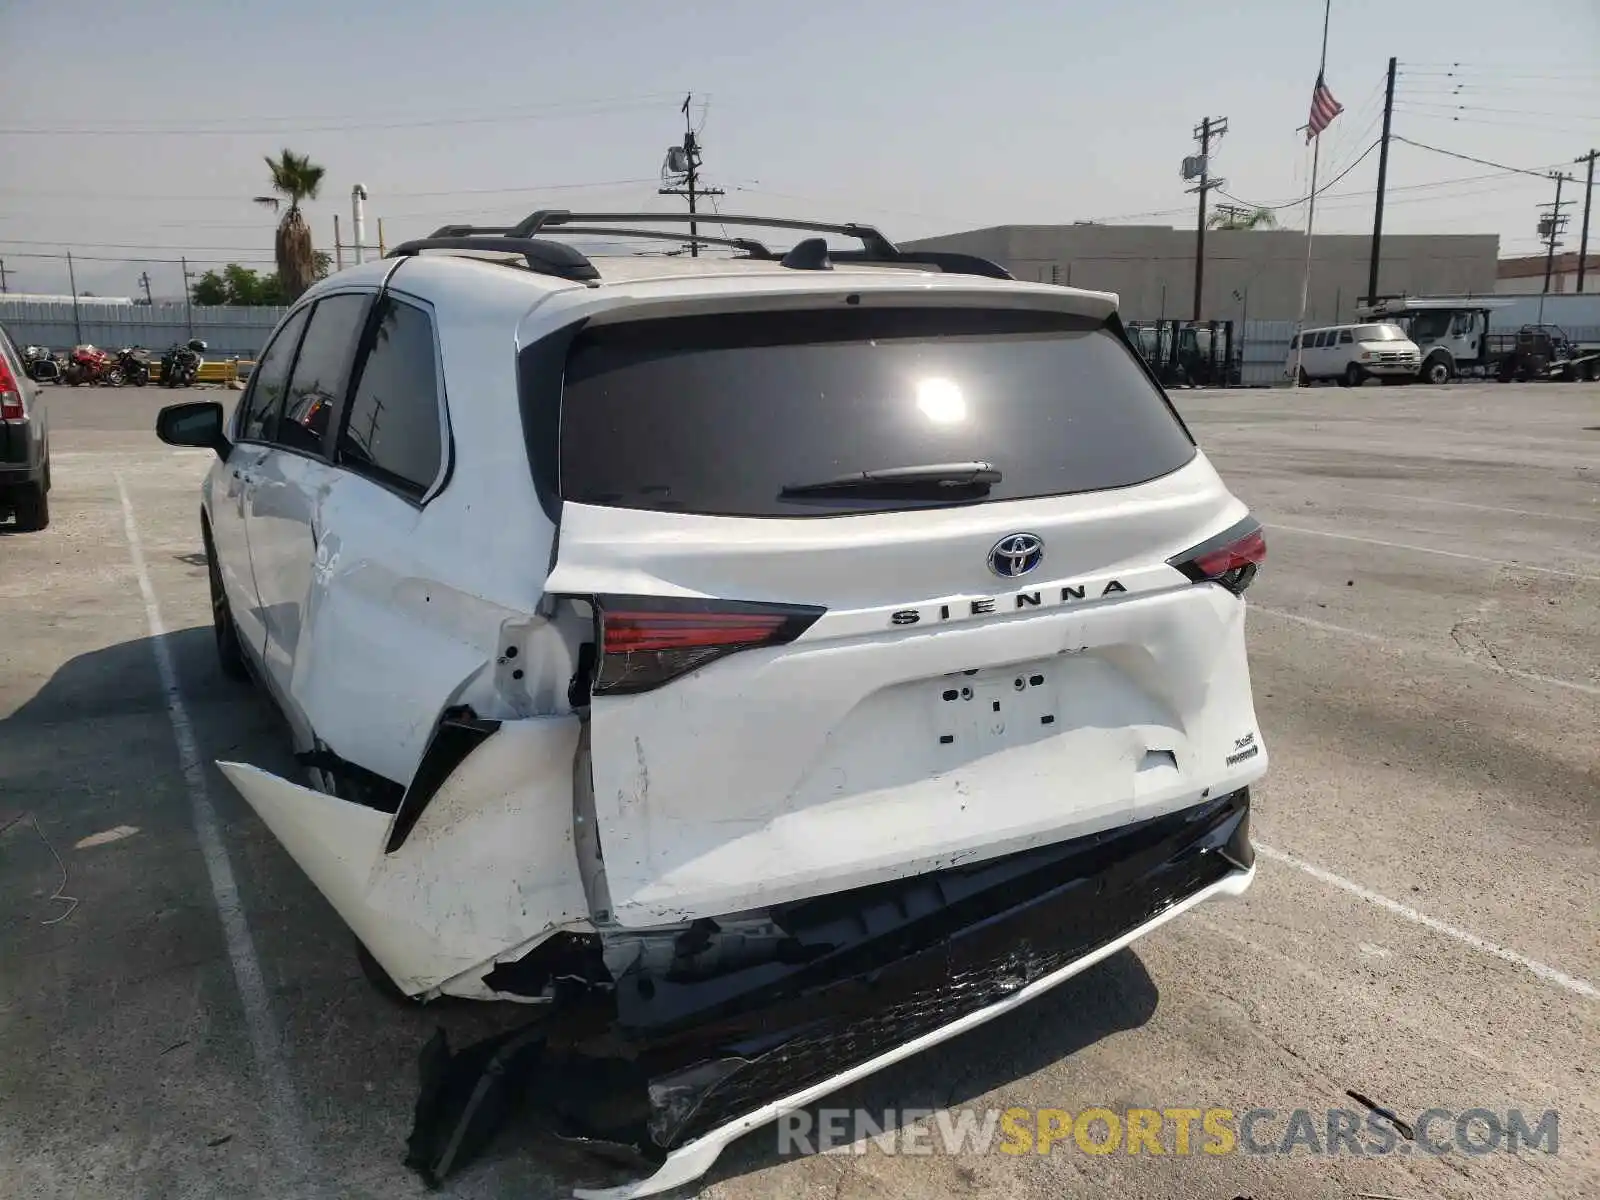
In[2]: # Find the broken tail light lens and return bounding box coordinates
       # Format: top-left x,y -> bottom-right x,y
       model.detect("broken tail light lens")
1168,517 -> 1266,595
592,595 -> 824,696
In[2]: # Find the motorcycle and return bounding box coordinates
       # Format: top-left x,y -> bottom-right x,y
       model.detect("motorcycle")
160,338 -> 207,388
22,345 -> 61,383
113,346 -> 152,388
62,344 -> 116,387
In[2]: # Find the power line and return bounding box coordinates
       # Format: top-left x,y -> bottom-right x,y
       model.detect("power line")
0,96 -> 680,137
0,239 -> 277,252
1215,140 -> 1381,212
1389,136 -> 1551,178
0,251 -> 276,265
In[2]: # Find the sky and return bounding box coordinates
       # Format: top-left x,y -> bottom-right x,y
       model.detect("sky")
2,0 -> 1598,299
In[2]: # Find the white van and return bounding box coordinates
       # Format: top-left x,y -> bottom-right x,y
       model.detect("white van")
1285,322 -> 1422,386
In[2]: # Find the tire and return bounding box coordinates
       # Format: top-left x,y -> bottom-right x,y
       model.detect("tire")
106,368 -> 125,388
205,529 -> 251,682
1422,356 -> 1452,385
12,481 -> 49,532
1341,363 -> 1365,388
129,364 -> 150,387
1297,368 -> 1311,388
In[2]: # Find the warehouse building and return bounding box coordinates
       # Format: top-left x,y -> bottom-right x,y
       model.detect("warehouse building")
902,225 -> 1499,324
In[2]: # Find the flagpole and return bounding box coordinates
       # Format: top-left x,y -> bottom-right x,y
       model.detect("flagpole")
1292,0 -> 1334,389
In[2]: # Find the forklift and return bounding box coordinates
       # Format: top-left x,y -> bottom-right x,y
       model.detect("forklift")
1124,319 -> 1240,388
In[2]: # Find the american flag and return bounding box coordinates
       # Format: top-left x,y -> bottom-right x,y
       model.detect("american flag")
1306,71 -> 1343,142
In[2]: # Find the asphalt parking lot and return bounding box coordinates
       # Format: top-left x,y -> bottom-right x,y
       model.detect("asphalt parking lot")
2,382 -> 1597,1200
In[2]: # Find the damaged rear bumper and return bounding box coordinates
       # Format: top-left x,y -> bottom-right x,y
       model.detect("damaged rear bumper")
408,788 -> 1254,1197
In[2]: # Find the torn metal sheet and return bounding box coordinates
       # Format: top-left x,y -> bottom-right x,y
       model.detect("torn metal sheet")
404,789 -> 1255,1195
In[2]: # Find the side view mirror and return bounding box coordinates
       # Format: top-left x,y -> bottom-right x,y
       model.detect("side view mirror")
156,401 -> 230,459
187,339 -> 207,352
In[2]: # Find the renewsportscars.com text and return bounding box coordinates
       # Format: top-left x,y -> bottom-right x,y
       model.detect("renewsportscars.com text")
777,1106 -> 1560,1158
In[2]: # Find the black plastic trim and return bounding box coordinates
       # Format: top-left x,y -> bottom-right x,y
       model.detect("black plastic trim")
515,317 -> 589,527
826,248 -> 1013,279
384,709 -> 503,854
387,236 -> 600,282
511,209 -> 900,260
402,789 -> 1253,1184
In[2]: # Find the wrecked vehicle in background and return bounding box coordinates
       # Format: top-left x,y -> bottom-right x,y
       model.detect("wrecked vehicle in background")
156,209 -> 1268,1196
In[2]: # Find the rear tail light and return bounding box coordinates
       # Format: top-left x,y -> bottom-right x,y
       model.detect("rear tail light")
1169,517 -> 1266,594
590,595 -> 824,696
0,358 -> 23,420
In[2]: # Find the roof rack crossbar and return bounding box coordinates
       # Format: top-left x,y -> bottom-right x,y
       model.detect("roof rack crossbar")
428,223 -> 515,238
386,236 -> 599,282
400,212 -> 1013,282
545,225 -> 776,258
510,210 -> 901,260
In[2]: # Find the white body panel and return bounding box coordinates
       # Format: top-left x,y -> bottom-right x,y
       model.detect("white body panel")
546,453 -> 1266,927
206,444 -> 271,660
218,713 -> 587,997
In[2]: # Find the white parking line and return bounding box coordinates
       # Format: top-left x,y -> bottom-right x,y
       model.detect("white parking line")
115,475 -> 318,1188
1357,492 -> 1600,526
1250,605 -> 1600,697
1253,842 -> 1598,1001
1267,523 -> 1600,582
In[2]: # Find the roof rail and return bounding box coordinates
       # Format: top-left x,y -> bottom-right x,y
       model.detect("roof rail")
386,235 -> 600,282
390,210 -> 1014,282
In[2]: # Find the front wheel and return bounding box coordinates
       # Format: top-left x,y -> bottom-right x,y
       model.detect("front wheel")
205,531 -> 251,682
128,363 -> 150,387
1341,363 -> 1365,388
1422,356 -> 1453,385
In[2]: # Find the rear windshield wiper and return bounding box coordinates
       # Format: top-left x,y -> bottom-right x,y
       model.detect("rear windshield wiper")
780,462 -> 1002,497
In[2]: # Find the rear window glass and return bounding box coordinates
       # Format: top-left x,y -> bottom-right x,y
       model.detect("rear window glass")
558,308 -> 1195,517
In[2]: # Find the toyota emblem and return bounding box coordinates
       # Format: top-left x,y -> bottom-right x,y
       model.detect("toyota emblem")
988,532 -> 1045,578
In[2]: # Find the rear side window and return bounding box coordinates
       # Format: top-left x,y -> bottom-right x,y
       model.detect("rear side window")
241,306 -> 309,443
1338,329 -> 1353,344
337,296 -> 443,497
277,293 -> 368,456
558,307 -> 1195,517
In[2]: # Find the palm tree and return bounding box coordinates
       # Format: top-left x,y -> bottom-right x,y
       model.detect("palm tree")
1208,206 -> 1278,231
254,149 -> 326,302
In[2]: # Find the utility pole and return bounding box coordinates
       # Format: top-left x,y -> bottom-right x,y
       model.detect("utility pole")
1538,173 -> 1573,294
0,258 -> 9,293
658,93 -> 723,257
1366,55 -> 1398,306
1576,149 -> 1597,293
137,271 -> 153,305
182,256 -> 195,337
1186,115 -> 1228,320
66,251 -> 83,344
